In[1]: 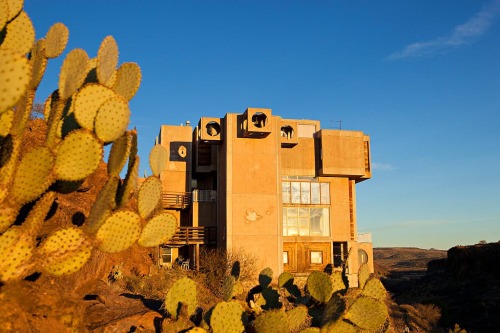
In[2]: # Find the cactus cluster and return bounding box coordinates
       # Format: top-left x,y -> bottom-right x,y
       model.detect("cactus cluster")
0,0 -> 178,283
163,264 -> 389,332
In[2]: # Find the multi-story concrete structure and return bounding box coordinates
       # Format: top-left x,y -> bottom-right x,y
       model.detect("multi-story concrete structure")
156,108 -> 373,285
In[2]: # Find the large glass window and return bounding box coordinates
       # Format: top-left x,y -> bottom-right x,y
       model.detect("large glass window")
282,181 -> 330,205
283,207 -> 330,236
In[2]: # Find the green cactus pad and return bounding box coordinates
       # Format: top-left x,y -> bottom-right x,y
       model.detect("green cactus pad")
0,227 -> 34,282
11,146 -> 55,206
278,271 -> 294,288
0,109 -> 14,136
210,301 -> 246,333
321,319 -> 358,333
44,22 -> 69,58
54,129 -> 103,181
0,49 -> 31,114
94,95 -> 130,143
96,36 -> 119,85
138,176 -> 162,219
84,176 -> 119,234
29,38 -> 48,90
1,11 -> 35,55
73,83 -> 116,130
96,210 -> 141,253
306,271 -> 333,303
252,310 -> 289,333
259,267 -> 273,288
330,271 -> 346,294
112,62 -> 142,101
286,305 -> 309,332
165,277 -> 198,319
221,275 -> 235,302
116,153 -> 139,208
358,263 -> 370,289
149,144 -> 168,177
361,277 -> 387,301
138,211 -> 177,247
6,0 -> 23,22
344,297 -> 388,331
22,191 -> 56,237
58,48 -> 90,100
322,293 -> 346,325
107,131 -> 131,177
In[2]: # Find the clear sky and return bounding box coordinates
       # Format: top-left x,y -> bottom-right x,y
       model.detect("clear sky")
25,1 -> 500,250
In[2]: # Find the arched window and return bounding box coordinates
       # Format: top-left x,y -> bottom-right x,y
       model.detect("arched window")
358,249 -> 368,264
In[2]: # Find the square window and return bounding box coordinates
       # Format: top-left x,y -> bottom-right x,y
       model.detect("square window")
310,251 -> 323,264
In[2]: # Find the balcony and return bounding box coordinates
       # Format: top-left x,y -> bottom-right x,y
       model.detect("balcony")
161,192 -> 192,209
167,226 -> 217,245
357,232 -> 372,243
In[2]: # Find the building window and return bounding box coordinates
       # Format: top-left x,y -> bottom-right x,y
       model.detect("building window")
358,249 -> 368,265
310,251 -> 323,264
282,181 -> 330,205
333,242 -> 348,268
283,251 -> 289,264
283,207 -> 330,236
160,247 -> 172,265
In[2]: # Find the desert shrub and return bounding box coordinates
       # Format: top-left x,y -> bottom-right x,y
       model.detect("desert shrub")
199,247 -> 257,298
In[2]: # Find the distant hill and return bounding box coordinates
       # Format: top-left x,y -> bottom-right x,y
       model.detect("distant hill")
376,243 -> 500,333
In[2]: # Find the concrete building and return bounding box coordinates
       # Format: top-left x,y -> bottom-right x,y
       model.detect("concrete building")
156,108 -> 373,285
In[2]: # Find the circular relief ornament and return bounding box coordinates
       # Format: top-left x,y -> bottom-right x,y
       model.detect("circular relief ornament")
178,145 -> 187,158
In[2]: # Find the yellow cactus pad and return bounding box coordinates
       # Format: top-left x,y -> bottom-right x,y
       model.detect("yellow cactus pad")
0,1 -> 8,32
11,146 -> 55,206
138,176 -> 162,219
0,109 -> 14,136
73,83 -> 116,130
138,212 -> 177,247
84,176 -> 119,234
0,228 -> 34,282
108,131 -> 131,177
59,48 -> 90,100
29,38 -> 48,90
96,210 -> 141,253
40,226 -> 87,254
1,11 -> 35,55
149,144 -> 168,177
45,22 -> 69,59
116,154 -> 139,208
94,95 -> 130,143
112,62 -> 142,101
43,242 -> 92,276
22,191 -> 56,237
39,226 -> 93,276
97,36 -> 118,85
6,0 -> 23,22
54,129 -> 103,181
0,204 -> 17,233
0,49 -> 30,114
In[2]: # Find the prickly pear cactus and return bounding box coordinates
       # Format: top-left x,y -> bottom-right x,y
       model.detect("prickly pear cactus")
252,310 -> 290,333
165,277 -> 198,320
209,301 -> 246,333
0,0 -> 183,284
306,271 -> 333,303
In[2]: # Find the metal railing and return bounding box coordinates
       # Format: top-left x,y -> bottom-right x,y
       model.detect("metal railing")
192,189 -> 217,202
357,232 -> 372,243
161,192 -> 192,209
167,226 -> 217,245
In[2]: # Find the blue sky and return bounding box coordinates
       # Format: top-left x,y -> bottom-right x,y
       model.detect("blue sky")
25,1 -> 500,249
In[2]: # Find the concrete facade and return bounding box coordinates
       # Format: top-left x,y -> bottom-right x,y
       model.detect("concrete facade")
156,108 -> 373,285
